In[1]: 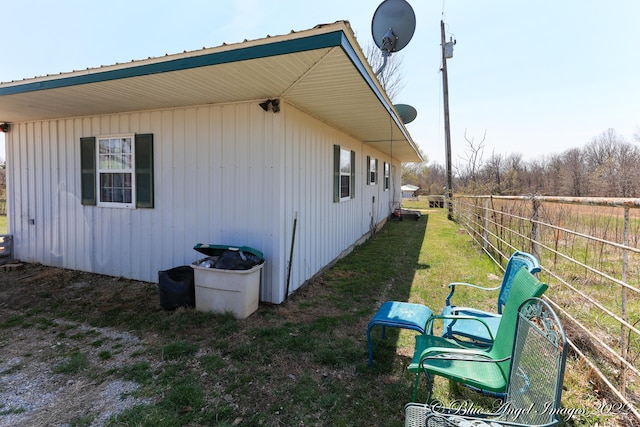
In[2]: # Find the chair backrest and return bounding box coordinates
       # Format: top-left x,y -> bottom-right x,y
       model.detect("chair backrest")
405,297 -> 567,427
487,268 -> 548,375
496,251 -> 541,314
500,297 -> 567,425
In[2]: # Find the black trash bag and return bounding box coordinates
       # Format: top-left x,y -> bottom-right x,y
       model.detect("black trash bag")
214,249 -> 262,270
158,266 -> 195,310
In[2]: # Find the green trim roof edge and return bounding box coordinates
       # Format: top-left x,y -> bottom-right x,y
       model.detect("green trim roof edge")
1,25 -> 414,149
0,31 -> 344,96
338,33 -> 411,144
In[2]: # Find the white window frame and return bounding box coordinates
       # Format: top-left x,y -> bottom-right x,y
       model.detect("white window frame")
384,162 -> 390,191
369,157 -> 377,185
340,148 -> 352,200
96,134 -> 136,208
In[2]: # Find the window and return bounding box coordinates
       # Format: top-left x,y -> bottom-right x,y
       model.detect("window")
333,145 -> 355,202
81,134 -> 154,208
98,136 -> 134,206
384,162 -> 390,191
367,156 -> 378,185
340,149 -> 351,198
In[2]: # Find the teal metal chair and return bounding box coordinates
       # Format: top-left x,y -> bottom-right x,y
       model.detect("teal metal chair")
404,297 -> 567,426
441,251 -> 541,346
407,268 -> 548,401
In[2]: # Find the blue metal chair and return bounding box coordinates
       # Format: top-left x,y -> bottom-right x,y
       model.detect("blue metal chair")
367,301 -> 434,367
441,251 -> 540,346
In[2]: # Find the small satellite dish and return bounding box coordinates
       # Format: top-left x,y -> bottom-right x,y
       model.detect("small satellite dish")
371,0 -> 416,54
394,104 -> 417,124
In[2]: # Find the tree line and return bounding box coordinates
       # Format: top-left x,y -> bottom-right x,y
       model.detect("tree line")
403,128 -> 640,197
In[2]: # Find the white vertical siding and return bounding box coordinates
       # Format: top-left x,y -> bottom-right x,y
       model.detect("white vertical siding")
279,105 -> 401,300
7,100 -> 403,304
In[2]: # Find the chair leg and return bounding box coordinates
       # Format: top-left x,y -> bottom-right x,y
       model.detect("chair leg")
367,326 -> 374,367
412,370 -> 435,403
367,325 -> 388,367
424,372 -> 434,403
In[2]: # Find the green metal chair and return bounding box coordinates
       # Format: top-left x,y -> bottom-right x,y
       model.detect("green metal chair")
404,297 -> 567,426
441,251 -> 541,346
407,268 -> 548,401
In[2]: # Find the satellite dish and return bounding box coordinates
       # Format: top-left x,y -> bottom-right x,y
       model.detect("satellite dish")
371,0 -> 416,54
394,104 -> 417,124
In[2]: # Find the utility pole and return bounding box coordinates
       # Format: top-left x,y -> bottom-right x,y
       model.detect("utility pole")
441,20 -> 454,220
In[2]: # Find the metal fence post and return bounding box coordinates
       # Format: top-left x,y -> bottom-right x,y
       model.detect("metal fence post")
531,197 -> 541,263
621,206 -> 629,395
483,198 -> 489,250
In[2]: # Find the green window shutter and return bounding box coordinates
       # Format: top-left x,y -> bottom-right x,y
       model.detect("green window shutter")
135,133 -> 154,208
80,137 -> 96,206
366,156 -> 371,186
333,144 -> 340,203
350,150 -> 356,199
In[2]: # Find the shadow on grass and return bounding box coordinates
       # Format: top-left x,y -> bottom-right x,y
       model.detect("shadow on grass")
331,216 -> 430,372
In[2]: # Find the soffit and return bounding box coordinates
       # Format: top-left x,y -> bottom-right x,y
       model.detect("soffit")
0,22 -> 421,162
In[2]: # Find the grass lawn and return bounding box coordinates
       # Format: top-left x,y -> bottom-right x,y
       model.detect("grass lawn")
0,215 -> 6,234
0,206 -> 620,426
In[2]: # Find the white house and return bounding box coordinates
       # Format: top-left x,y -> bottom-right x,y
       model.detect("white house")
0,21 -> 421,304
401,184 -> 420,199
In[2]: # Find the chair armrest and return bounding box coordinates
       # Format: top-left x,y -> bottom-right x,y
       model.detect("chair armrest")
426,314 -> 496,341
448,307 -> 501,319
445,282 -> 502,306
419,346 -> 509,364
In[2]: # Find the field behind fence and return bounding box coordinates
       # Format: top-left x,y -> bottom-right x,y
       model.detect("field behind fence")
453,195 -> 640,420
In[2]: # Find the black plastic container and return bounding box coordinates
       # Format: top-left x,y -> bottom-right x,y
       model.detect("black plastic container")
158,266 -> 195,310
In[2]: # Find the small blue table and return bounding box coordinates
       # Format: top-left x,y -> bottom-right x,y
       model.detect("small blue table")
367,301 -> 433,367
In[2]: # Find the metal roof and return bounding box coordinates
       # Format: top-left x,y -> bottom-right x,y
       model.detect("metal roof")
0,21 -> 422,162
401,184 -> 420,191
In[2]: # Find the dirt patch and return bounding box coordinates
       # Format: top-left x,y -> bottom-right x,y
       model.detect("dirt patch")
0,265 -> 156,426
0,318 -> 151,426
0,262 -> 370,426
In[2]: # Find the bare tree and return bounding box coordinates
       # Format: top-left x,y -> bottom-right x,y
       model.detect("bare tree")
585,128 -> 623,195
502,153 -> 524,195
402,162 -> 426,187
364,43 -> 406,102
456,129 -> 486,192
425,127 -> 640,197
544,154 -> 564,196
425,163 -> 447,195
482,151 -> 504,194
617,143 -> 640,197
561,148 -> 588,197
525,158 -> 547,194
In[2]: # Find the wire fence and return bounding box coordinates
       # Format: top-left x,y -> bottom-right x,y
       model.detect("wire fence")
453,195 -> 640,420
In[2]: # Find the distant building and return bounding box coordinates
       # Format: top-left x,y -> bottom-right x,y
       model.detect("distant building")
401,184 -> 420,199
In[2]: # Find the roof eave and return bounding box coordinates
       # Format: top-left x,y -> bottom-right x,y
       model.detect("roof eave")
0,21 -> 422,162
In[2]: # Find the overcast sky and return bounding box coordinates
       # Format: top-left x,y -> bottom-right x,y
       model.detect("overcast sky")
1,0 -> 639,166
